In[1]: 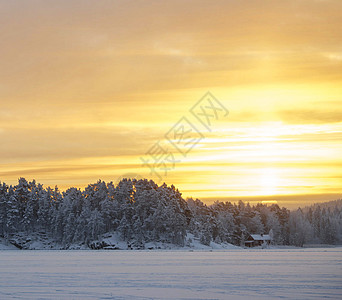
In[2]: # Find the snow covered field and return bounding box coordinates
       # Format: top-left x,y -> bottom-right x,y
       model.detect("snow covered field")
0,248 -> 341,299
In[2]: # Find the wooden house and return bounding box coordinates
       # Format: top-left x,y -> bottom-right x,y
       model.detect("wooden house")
245,233 -> 272,247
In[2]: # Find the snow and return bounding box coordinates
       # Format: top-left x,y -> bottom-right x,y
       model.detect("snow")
0,238 -> 18,250
3,231 -> 240,250
89,232 -> 240,250
0,248 -> 341,299
250,234 -> 271,241
185,233 -> 240,250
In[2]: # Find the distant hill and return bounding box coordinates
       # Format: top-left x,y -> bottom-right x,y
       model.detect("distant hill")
302,199 -> 342,212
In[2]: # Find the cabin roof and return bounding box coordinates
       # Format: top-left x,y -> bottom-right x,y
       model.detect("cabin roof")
250,234 -> 271,241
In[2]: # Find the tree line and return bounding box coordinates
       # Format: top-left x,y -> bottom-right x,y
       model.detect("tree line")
0,178 -> 341,248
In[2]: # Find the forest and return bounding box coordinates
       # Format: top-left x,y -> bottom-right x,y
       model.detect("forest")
0,178 -> 341,249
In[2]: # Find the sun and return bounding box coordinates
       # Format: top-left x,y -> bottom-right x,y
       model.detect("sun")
259,168 -> 279,196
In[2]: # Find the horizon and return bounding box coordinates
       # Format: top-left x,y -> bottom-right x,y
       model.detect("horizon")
1,1 -> 341,209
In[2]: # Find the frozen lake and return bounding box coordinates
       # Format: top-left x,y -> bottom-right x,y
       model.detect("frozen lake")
0,248 -> 341,299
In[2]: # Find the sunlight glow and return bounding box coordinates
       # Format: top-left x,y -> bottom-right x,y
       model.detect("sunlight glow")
259,168 -> 279,196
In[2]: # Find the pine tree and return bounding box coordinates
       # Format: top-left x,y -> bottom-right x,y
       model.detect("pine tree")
0,182 -> 8,237
6,186 -> 20,235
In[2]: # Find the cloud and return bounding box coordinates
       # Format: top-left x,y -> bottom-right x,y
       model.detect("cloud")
324,52 -> 342,61
0,126 -> 159,162
0,163 -> 140,177
278,109 -> 342,124
1,0 -> 342,100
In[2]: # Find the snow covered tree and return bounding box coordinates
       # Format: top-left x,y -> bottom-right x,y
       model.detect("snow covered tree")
87,208 -> 105,240
0,182 -> 8,237
0,178 -> 340,249
266,211 -> 282,244
6,186 -> 20,235
249,213 -> 265,234
289,208 -> 313,247
37,187 -> 52,231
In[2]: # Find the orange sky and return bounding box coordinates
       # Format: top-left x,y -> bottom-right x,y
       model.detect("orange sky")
0,0 -> 341,208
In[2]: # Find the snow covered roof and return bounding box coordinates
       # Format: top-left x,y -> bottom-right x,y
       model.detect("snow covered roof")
251,234 -> 271,241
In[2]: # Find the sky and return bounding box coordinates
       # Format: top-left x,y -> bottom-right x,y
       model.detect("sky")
0,0 -> 341,208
